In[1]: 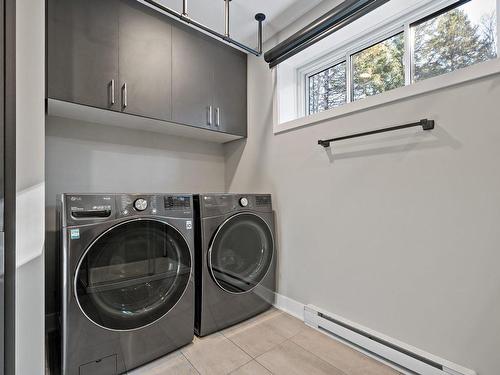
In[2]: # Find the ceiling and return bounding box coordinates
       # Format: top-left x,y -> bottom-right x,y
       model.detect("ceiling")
154,0 -> 324,47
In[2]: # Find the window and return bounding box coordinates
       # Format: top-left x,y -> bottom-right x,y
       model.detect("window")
308,61 -> 346,115
301,0 -> 498,119
412,0 -> 497,82
352,33 -> 405,101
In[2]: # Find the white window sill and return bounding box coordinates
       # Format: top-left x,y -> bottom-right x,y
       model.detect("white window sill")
273,58 -> 500,135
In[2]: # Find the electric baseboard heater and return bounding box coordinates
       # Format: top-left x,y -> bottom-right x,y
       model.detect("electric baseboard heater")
304,305 -> 476,375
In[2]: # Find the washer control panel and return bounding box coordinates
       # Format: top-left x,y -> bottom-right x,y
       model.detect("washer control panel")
164,195 -> 191,211
119,195 -> 158,217
134,198 -> 148,211
118,194 -> 192,218
62,194 -> 193,226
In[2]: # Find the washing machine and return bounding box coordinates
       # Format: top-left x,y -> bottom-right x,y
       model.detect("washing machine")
194,194 -> 276,336
58,193 -> 194,374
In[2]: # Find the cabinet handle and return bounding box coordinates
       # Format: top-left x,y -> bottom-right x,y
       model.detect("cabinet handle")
215,107 -> 220,128
122,83 -> 128,109
207,106 -> 213,126
109,80 -> 115,106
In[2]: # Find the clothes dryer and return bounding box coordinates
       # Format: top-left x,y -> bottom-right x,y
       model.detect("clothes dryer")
194,194 -> 276,336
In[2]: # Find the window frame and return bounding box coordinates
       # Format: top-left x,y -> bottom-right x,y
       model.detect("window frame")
297,0 -> 498,119
300,24 -> 406,117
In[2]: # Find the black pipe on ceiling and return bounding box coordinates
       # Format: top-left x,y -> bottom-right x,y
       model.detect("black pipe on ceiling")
264,0 -> 390,68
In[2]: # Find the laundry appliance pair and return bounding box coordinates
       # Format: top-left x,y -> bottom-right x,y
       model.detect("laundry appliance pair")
58,193 -> 275,374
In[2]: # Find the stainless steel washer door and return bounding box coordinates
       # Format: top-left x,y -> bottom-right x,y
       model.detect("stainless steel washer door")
209,213 -> 274,294
74,219 -> 191,331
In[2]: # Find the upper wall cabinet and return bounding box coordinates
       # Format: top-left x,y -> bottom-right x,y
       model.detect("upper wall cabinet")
119,0 -> 172,121
171,24 -> 214,131
47,0 -> 247,139
171,25 -> 247,136
212,43 -> 247,137
48,0 -> 119,111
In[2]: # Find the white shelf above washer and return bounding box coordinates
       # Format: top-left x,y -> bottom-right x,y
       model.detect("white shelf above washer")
47,98 -> 244,144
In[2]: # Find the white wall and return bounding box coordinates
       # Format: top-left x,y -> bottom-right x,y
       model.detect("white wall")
225,7 -> 500,375
16,0 -> 45,373
45,116 -> 226,316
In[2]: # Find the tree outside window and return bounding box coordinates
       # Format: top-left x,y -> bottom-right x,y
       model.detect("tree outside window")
308,62 -> 347,115
352,33 -> 405,101
413,0 -> 497,81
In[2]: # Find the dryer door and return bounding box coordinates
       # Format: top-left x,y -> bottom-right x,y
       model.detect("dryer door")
74,219 -> 191,331
209,213 -> 274,294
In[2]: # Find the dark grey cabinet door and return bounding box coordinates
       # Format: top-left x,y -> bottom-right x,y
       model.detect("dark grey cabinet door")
119,0 -> 172,121
212,44 -> 247,137
172,24 -> 214,129
48,0 -> 119,110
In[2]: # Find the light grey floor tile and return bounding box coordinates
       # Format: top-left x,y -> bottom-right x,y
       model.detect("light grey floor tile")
291,328 -> 401,375
224,308 -> 283,335
230,360 -> 272,375
256,340 -> 345,375
48,310 -> 404,375
250,307 -> 283,321
261,312 -> 307,339
128,350 -> 198,375
181,333 -> 251,375
224,317 -> 288,358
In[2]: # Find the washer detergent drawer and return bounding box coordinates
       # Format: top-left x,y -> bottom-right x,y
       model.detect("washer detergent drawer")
79,354 -> 117,375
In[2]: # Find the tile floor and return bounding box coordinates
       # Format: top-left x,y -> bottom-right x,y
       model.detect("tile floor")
129,309 -> 402,375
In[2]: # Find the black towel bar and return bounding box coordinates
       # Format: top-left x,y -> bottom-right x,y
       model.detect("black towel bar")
318,119 -> 434,148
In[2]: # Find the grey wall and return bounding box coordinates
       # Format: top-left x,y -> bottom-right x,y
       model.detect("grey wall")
225,46 -> 500,375
45,116 -> 226,316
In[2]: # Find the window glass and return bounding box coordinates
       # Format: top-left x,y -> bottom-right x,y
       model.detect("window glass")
413,0 -> 497,82
352,33 -> 405,101
308,61 -> 347,115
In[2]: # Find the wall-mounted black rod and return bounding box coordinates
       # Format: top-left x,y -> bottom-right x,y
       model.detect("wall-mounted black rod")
318,119 -> 434,148
142,0 -> 265,56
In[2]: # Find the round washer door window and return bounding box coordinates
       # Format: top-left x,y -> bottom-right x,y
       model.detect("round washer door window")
75,219 -> 191,330
209,213 -> 274,294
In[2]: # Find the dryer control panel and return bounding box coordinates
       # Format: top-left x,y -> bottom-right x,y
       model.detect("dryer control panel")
198,194 -> 272,217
